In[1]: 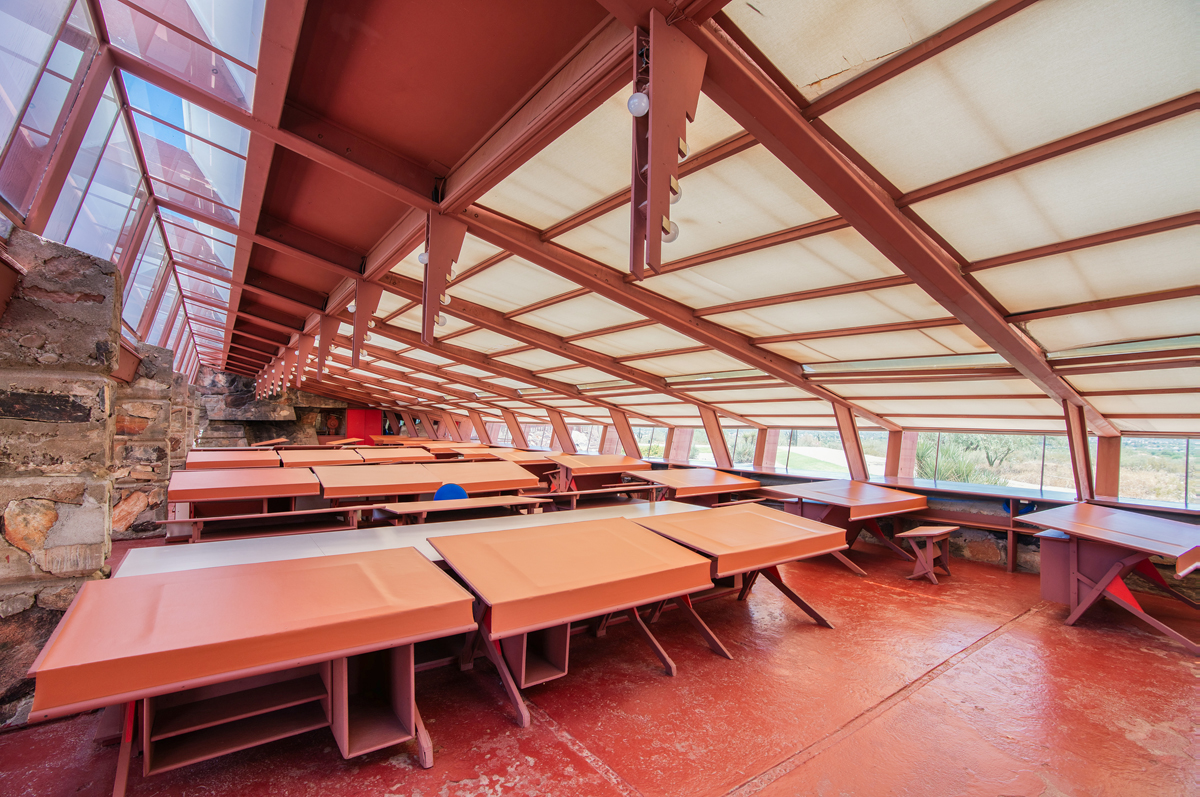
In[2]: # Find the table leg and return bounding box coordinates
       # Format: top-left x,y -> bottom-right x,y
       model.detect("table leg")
737,570 -> 760,600
111,700 -> 135,797
866,519 -> 916,562
672,595 -> 733,659
760,566 -> 834,628
906,540 -> 939,585
1065,554 -> 1142,625
831,551 -> 868,576
623,609 -> 676,676
590,613 -> 611,638
480,631 -> 530,728
413,703 -> 434,769
1133,560 -> 1200,610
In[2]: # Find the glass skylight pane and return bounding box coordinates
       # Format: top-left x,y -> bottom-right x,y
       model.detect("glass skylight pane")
129,105 -> 246,210
122,226 -> 166,330
146,279 -> 178,344
42,82 -> 119,243
64,117 -> 142,260
0,0 -> 74,153
100,0 -> 256,109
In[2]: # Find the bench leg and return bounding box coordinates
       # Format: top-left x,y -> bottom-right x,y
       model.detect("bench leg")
672,595 -> 733,660
761,566 -> 834,628
112,700 -> 135,797
936,537 -> 952,576
624,608 -> 676,676
906,539 -> 938,584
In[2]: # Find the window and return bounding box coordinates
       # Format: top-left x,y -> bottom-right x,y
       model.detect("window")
490,423 -> 513,446
121,226 -> 167,332
523,424 -> 553,449
1118,437 -> 1192,505
915,432 -> 1098,493
858,431 -> 888,476
568,424 -> 602,454
774,430 -> 851,476
722,428 -> 758,464
688,428 -> 713,464
632,426 -> 668,458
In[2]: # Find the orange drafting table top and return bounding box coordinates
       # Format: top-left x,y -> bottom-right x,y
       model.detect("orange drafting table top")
251,437 -> 289,447
421,460 -> 542,493
370,435 -> 428,446
632,503 -> 847,578
167,467 -> 321,503
377,495 -> 549,517
324,437 -> 363,445
28,548 -> 476,719
487,448 -> 555,465
630,468 -> 760,497
277,449 -> 365,467
184,449 -> 281,470
546,453 -> 651,475
1025,503 -> 1200,577
451,446 -> 501,460
312,464 -> 443,499
758,479 -> 926,520
353,447 -> 436,463
431,517 -> 712,638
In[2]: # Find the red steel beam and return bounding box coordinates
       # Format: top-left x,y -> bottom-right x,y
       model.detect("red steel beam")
1007,286 -> 1200,325
695,274 -> 913,316
753,317 -> 960,345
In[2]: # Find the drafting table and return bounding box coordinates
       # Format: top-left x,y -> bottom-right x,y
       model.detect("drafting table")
375,495 -> 549,524
313,464 -> 442,501
184,449 -> 281,470
278,449 -> 365,467
421,460 -> 542,493
28,549 -> 476,794
431,516 -> 729,727
251,437 -> 289,447
628,468 -> 761,504
632,503 -> 846,627
484,448 -> 559,484
168,467 -> 322,517
116,501 -> 709,579
352,446 -> 436,464
1026,503 -> 1199,654
546,453 -> 652,491
756,479 -> 927,573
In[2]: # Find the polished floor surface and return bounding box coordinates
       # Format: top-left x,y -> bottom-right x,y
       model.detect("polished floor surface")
2,544 -> 1196,796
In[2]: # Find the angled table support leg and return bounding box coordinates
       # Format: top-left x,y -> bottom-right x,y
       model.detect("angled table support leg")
1066,554 -> 1142,626
672,595 -> 733,659
866,519 -> 916,562
413,703 -> 434,769
737,570 -> 760,600
623,608 -> 676,676
1133,559 -> 1200,610
761,566 -> 835,628
112,700 -> 135,797
830,551 -> 868,576
1103,592 -> 1200,655
473,605 -> 530,728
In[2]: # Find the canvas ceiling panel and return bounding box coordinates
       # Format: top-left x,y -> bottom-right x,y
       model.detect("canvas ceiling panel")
715,401 -> 822,415
443,364 -> 496,379
643,227 -> 901,308
710,284 -> 947,338
896,417 -> 1068,432
1089,393 -> 1200,415
824,0 -> 1198,191
399,349 -> 455,366
485,377 -> 535,390
493,348 -> 578,372
449,329 -> 524,354
771,326 -> 990,363
748,416 -> 837,428
913,114 -> 1200,262
1064,367 -> 1200,393
686,387 -> 811,402
1024,297 -> 1200,352
387,307 -> 474,337
607,393 -> 676,405
514,294 -> 645,337
860,398 -> 1063,416
833,378 -> 1041,398
554,146 -> 835,270
376,291 -> 410,318
753,340 -> 835,363
723,0 -> 984,103
626,350 -> 751,378
543,367 -> 621,384
449,256 -> 580,313
622,404 -> 702,418
577,324 -> 701,357
976,227 -> 1200,314
1112,418 -> 1200,434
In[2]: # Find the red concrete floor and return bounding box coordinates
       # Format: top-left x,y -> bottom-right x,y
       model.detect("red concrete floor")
2,545 -> 1195,796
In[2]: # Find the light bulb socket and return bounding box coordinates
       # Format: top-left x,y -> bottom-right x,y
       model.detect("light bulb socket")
435,314 -> 447,327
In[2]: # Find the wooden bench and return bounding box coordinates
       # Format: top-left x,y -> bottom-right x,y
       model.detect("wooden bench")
524,483 -> 659,511
373,495 -> 549,524
158,505 -> 382,543
895,526 -> 957,584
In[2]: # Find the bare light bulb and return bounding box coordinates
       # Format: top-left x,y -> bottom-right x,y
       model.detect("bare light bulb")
670,184 -> 682,205
367,319 -> 376,328
627,92 -> 649,117
417,251 -> 429,265
448,268 -> 457,280
440,293 -> 450,305
435,314 -> 447,327
347,303 -> 356,313
662,220 -> 680,244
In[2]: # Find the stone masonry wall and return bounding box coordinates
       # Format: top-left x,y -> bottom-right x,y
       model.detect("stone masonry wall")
109,343 -> 176,539
0,229 -> 120,719
192,366 -> 344,447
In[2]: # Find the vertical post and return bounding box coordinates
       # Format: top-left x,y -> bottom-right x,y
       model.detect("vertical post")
1093,435 -> 1121,498
440,410 -> 465,442
698,407 -> 732,469
398,411 -> 417,437
754,429 -> 779,468
468,410 -> 491,444
833,404 -> 868,482
608,409 -> 641,458
501,410 -> 528,448
663,427 -> 675,462
546,409 -> 577,454
1063,401 -> 1095,501
668,427 -> 694,461
384,410 -> 400,435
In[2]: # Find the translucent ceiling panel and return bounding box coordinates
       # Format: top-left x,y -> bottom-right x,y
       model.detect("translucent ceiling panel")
481,88 -> 741,230
99,0 -> 261,109
42,81 -> 120,243
723,0 -> 984,103
493,348 -> 578,372
146,278 -> 179,343
710,284 -> 948,338
1024,296 -> 1200,352
889,417 -> 1067,432
1089,393 -> 1200,416
177,271 -> 229,303
577,324 -> 701,358
686,386 -> 812,402
64,116 -> 142,260
1112,418 -> 1200,434
643,228 -> 900,308
714,402 -> 820,416
514,294 -> 645,337
823,0 -> 1200,191
976,226 -> 1199,314
625,350 -> 750,378
0,0 -> 74,152
448,256 -> 578,313
832,378 -> 1040,398
1064,367 -> 1200,393
764,325 -> 990,364
392,234 -> 502,282
449,329 -> 523,355
0,0 -> 96,214
913,114 -> 1200,262
855,398 -> 1063,416
555,145 -> 836,270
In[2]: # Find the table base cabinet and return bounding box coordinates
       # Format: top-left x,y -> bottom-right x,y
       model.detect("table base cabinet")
332,645 -> 420,758
501,624 -> 571,689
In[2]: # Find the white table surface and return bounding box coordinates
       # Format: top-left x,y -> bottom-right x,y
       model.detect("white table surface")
116,501 -> 708,578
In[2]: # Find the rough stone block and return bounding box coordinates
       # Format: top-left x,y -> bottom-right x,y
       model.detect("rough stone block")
0,229 -> 120,374
0,592 -> 33,618
33,543 -> 105,577
0,606 -> 61,707
111,490 -> 149,533
0,372 -> 113,477
0,538 -> 38,581
35,582 -> 79,610
113,399 -> 169,437
2,499 -> 57,552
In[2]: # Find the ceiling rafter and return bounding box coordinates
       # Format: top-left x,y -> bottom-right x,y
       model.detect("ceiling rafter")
1007,286 -> 1200,325
694,274 -> 914,316
752,317 -> 961,345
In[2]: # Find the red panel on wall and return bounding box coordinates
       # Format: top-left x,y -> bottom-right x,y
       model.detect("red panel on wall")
345,409 -> 382,444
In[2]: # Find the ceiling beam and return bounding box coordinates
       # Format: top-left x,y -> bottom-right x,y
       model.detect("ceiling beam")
1007,286 -> 1200,325
694,274 -> 913,316
753,317 -> 960,345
